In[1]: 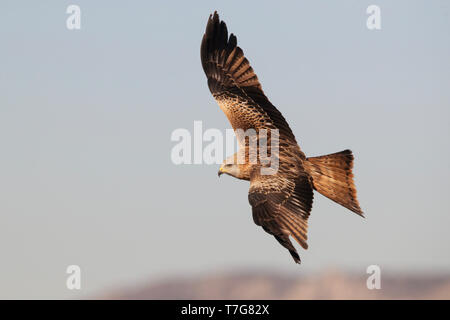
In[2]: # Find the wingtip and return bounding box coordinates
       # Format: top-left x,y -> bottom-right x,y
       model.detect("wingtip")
206,11 -> 219,27
212,11 -> 219,22
290,250 -> 301,264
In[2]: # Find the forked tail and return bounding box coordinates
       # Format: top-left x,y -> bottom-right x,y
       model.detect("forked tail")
304,149 -> 364,216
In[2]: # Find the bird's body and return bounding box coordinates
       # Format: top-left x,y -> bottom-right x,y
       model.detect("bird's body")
201,12 -> 363,264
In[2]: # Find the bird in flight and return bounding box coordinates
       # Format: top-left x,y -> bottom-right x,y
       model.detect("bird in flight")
201,12 -> 363,264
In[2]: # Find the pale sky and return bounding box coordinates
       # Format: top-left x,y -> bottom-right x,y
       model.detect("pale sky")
1,1 -> 449,298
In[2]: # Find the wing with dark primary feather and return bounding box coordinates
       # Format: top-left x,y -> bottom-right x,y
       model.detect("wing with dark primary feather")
200,11 -> 299,144
248,170 -> 314,263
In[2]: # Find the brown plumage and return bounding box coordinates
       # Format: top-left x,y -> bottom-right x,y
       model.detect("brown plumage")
201,12 -> 363,264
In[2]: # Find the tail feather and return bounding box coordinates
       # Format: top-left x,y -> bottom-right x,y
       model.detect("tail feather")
305,149 -> 364,216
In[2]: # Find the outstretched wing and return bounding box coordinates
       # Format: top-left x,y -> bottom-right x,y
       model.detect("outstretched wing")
248,170 -> 314,264
200,11 -> 298,145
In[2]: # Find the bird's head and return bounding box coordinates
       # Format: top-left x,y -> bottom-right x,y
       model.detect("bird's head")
218,163 -> 242,179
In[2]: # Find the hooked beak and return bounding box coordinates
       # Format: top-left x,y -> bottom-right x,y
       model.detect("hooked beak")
218,167 -> 223,177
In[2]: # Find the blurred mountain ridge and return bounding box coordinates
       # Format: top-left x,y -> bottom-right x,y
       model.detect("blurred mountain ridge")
99,269 -> 450,299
